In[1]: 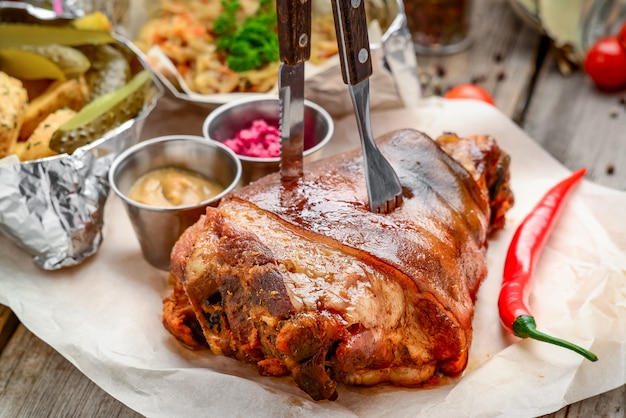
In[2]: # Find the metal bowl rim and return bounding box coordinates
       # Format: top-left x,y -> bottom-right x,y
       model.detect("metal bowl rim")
108,135 -> 243,212
201,95 -> 334,164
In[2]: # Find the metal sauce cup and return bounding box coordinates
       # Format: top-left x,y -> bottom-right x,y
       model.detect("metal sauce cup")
108,135 -> 242,271
202,95 -> 334,184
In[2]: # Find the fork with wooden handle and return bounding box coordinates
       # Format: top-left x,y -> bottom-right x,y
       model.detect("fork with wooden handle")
330,0 -> 403,214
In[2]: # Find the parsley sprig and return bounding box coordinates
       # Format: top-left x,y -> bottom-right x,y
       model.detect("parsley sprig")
214,0 -> 279,73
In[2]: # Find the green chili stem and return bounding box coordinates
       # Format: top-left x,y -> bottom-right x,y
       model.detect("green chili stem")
512,315 -> 598,362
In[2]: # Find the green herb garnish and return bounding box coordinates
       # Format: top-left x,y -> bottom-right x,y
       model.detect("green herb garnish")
213,0 -> 279,73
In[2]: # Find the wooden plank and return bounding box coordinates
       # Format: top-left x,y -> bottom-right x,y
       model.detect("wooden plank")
521,52 -> 626,190
540,385 -> 626,418
416,0 -> 626,191
0,304 -> 19,353
562,385 -> 625,417
0,324 -> 142,417
415,0 -> 543,119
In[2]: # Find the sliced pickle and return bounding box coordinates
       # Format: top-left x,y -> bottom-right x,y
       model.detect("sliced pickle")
20,44 -> 91,79
0,49 -> 66,80
0,24 -> 115,49
78,44 -> 130,101
49,70 -> 152,154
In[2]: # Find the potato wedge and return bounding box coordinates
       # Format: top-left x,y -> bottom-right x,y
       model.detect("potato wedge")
17,108 -> 76,161
19,76 -> 89,141
0,71 -> 28,158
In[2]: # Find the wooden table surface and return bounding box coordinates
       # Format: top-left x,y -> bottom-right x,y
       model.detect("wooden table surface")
1,0 -> 624,416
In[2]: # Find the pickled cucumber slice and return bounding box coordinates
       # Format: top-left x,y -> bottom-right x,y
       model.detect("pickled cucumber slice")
0,24 -> 115,49
20,44 -> 91,79
49,70 -> 152,154
0,49 -> 66,80
78,44 -> 130,101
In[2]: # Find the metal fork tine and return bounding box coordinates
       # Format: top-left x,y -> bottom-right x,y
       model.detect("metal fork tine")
375,194 -> 403,214
349,78 -> 403,214
330,0 -> 403,214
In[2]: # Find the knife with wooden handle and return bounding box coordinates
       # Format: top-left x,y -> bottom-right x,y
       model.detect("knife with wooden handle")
277,0 -> 311,180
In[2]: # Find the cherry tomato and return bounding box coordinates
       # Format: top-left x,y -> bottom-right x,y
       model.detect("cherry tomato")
583,36 -> 626,90
444,84 -> 495,105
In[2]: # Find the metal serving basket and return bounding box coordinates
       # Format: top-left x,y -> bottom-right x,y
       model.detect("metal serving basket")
112,0 -> 416,108
0,1 -> 163,270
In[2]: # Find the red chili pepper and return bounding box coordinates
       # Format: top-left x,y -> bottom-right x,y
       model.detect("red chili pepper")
498,168 -> 598,362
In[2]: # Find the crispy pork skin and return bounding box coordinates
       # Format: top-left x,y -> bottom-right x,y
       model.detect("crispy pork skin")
163,129 -> 513,401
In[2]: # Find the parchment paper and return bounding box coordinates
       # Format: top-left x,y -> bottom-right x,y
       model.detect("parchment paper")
1,98 -> 625,417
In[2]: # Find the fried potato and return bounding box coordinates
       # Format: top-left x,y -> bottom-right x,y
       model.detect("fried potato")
17,108 -> 76,161
19,76 -> 89,141
21,79 -> 54,103
0,71 -> 28,158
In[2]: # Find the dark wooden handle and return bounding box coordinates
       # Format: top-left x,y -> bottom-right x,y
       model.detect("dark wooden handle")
331,0 -> 372,85
276,0 -> 311,65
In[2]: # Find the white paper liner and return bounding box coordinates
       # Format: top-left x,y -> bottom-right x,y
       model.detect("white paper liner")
1,98 -> 624,417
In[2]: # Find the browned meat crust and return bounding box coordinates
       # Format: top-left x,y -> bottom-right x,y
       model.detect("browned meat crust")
163,129 -> 513,401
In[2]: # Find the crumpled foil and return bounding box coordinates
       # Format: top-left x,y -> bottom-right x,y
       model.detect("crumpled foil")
0,117 -> 156,270
0,2 -> 163,270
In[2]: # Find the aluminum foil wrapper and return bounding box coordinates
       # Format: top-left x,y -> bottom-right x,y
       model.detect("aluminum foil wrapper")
0,114 -> 156,270
0,2 -> 163,270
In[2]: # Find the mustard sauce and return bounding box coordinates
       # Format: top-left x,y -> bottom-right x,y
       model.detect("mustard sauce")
128,166 -> 224,207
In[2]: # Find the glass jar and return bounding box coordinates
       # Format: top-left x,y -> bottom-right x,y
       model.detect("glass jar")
403,0 -> 474,55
